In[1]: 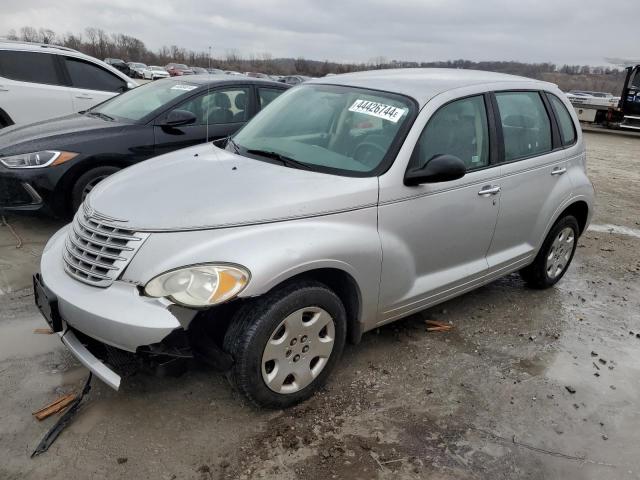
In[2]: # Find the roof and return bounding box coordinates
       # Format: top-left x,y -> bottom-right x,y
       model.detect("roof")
309,68 -> 553,106
0,39 -> 79,54
171,74 -> 285,89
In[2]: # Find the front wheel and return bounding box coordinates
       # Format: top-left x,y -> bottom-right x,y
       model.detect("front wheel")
71,166 -> 120,212
223,281 -> 346,408
520,215 -> 579,289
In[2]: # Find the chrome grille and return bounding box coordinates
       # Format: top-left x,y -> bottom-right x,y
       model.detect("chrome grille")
63,209 -> 148,287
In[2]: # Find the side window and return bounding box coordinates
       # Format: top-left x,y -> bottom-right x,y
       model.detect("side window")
64,57 -> 126,92
548,94 -> 577,146
258,88 -> 284,110
0,50 -> 61,85
177,88 -> 250,125
411,95 -> 490,171
495,92 -> 552,161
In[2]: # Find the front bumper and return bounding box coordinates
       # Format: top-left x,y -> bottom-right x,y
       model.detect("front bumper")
41,226 -> 182,351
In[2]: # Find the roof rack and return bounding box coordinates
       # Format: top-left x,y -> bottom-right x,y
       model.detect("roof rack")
0,38 -> 79,54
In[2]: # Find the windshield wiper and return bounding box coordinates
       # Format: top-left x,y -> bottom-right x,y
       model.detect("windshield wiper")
86,111 -> 115,122
246,149 -> 312,170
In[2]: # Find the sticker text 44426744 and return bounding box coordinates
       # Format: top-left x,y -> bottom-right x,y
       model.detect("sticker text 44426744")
348,99 -> 408,123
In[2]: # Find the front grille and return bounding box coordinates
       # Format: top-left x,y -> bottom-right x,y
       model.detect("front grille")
63,208 -> 148,287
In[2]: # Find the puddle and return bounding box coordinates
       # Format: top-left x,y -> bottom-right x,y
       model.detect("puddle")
0,318 -> 61,361
588,223 -> 640,239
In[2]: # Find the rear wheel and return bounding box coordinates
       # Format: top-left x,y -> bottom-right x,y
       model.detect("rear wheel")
223,281 -> 346,408
520,215 -> 579,289
71,166 -> 120,212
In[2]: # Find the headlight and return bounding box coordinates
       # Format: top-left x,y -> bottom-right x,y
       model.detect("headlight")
0,150 -> 78,169
144,264 -> 250,307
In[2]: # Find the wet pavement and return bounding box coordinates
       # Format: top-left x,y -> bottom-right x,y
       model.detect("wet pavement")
0,131 -> 639,479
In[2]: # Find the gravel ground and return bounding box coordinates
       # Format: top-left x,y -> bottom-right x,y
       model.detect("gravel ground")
0,131 -> 639,480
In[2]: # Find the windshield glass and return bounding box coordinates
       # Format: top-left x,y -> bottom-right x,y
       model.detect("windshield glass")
232,84 -> 414,175
90,80 -> 197,122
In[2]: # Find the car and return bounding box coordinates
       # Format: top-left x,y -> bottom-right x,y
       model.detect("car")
127,62 -> 147,79
165,63 -> 194,76
0,76 -> 289,215
224,70 -> 243,76
207,68 -> 225,75
104,58 -> 133,77
190,66 -> 208,75
0,41 -> 137,128
142,66 -> 170,80
244,72 -> 271,79
279,75 -> 311,85
34,69 -> 594,408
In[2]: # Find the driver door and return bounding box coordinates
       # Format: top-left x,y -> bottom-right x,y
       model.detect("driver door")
377,94 -> 501,324
153,86 -> 252,155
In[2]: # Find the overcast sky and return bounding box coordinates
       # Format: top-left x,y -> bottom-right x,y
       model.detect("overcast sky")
2,0 -> 637,66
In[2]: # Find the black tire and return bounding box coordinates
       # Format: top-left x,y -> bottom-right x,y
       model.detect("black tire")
223,280 -> 347,408
71,166 -> 120,212
520,215 -> 579,289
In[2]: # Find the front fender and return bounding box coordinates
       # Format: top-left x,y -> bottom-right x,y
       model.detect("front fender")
122,207 -> 381,329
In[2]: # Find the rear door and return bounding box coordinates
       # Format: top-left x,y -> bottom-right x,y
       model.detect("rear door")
0,50 -> 73,125
61,56 -> 127,111
485,90 -> 574,271
153,86 -> 253,155
257,86 -> 288,111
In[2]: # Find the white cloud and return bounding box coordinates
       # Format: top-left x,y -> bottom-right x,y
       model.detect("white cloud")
1,0 -> 636,65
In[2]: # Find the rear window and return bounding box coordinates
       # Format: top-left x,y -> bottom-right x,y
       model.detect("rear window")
495,91 -> 552,162
548,94 -> 577,146
64,57 -> 126,93
0,50 -> 61,85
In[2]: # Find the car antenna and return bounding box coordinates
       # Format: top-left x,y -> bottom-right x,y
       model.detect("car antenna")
206,45 -> 212,143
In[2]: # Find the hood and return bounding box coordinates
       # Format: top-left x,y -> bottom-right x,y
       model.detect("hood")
87,144 -> 379,231
0,114 -> 127,155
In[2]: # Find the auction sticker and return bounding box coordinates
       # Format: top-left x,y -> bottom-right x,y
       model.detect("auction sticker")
171,84 -> 198,91
348,99 -> 407,123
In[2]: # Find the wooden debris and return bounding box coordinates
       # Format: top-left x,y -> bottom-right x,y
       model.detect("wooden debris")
32,393 -> 78,421
425,320 -> 453,332
33,328 -> 54,335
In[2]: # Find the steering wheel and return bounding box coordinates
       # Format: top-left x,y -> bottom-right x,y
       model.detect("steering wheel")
353,141 -> 386,167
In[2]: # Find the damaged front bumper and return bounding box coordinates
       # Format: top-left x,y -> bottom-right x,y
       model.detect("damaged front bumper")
35,227 -> 194,390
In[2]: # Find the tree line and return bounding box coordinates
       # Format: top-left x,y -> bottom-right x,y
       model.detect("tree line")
3,26 -> 628,94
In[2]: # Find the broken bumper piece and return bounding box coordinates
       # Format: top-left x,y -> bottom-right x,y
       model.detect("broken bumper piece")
61,330 -> 121,390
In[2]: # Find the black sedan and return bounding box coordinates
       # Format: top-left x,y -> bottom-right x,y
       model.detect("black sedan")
0,76 -> 289,216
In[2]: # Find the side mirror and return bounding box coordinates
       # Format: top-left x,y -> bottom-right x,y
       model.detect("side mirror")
404,154 -> 466,186
162,109 -> 197,127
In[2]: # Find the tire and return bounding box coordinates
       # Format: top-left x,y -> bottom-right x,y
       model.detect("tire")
223,280 -> 347,408
71,166 -> 120,212
519,215 -> 579,289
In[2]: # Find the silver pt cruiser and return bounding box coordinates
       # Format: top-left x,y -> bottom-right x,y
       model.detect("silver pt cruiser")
35,69 -> 594,408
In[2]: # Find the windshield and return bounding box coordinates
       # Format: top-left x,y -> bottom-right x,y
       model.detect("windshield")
90,80 -> 197,122
232,84 -> 414,175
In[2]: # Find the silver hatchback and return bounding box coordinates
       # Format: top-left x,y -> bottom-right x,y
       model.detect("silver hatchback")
36,69 -> 594,408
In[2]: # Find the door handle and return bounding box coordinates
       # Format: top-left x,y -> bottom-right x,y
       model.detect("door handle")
0,85 -> 9,91
75,95 -> 93,100
551,167 -> 567,176
478,185 -> 501,196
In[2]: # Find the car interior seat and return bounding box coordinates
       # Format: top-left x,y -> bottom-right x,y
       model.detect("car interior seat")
206,93 -> 233,124
233,93 -> 247,122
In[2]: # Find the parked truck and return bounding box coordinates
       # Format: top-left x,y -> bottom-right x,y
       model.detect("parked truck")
567,64 -> 640,131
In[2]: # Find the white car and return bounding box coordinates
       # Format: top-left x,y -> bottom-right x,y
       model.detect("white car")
0,40 -> 137,128
143,66 -> 170,80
